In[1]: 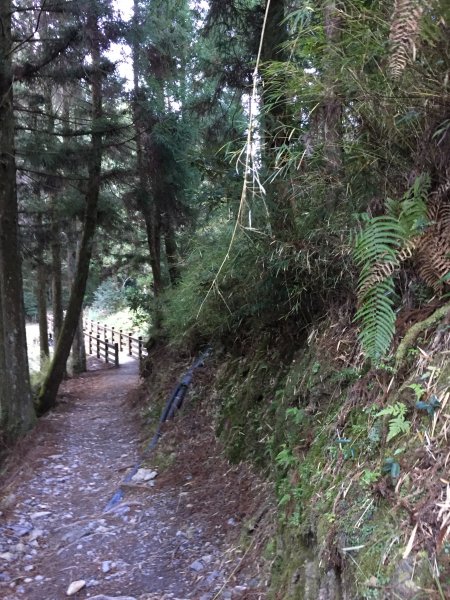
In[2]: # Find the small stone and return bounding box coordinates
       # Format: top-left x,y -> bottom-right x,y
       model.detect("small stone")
0,572 -> 11,582
24,565 -> 34,572
190,560 -> 204,572
0,552 -> 15,562
367,576 -> 378,588
30,511 -> 52,520
101,561 -> 111,574
10,523 -> 33,537
29,529 -> 44,542
201,555 -> 213,564
35,575 -> 44,581
14,542 -> 27,554
66,580 -> 86,596
24,578 -> 33,583
227,517 -> 237,526
131,468 -> 158,483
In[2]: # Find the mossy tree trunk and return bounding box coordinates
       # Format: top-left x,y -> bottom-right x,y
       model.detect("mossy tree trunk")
37,8 -> 103,414
0,0 -> 35,438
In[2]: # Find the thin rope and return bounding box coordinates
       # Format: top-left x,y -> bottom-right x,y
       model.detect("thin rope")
197,0 -> 272,319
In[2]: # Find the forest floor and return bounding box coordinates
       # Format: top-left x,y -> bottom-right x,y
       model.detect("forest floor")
0,356 -> 270,600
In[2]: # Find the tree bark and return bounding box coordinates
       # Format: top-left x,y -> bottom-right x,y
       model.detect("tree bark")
35,214 -> 49,366
141,202 -> 163,295
0,0 -> 35,437
132,0 -> 163,297
164,218 -> 180,286
51,219 -> 63,344
261,0 -> 294,238
36,259 -> 49,367
322,0 -> 343,212
37,8 -> 103,414
67,229 -> 86,375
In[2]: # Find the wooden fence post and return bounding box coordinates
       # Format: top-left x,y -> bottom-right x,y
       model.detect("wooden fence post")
89,334 -> 92,355
114,343 -> 119,367
119,329 -> 123,352
104,338 -> 109,363
96,335 -> 100,358
138,336 -> 143,361
111,326 -> 115,344
128,333 -> 132,356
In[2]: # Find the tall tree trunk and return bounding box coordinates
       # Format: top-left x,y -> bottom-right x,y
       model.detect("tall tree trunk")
51,219 -> 63,344
71,316 -> 86,375
45,82 -> 63,345
36,260 -> 49,367
0,0 -> 35,437
37,9 -> 103,414
67,228 -> 86,375
323,0 -> 343,212
141,203 -> 163,295
164,217 -> 180,286
132,0 -> 163,296
261,0 -> 294,238
35,214 -> 49,366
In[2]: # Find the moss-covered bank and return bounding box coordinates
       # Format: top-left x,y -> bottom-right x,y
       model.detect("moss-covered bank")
208,316 -> 450,599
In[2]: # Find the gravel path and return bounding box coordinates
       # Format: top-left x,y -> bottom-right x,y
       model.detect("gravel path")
0,357 -> 267,600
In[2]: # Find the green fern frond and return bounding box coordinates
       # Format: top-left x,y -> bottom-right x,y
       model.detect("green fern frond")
355,279 -> 397,360
376,402 -> 410,441
354,176 -> 429,361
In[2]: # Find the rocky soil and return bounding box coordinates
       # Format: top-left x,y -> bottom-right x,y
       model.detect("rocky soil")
0,356 -> 270,600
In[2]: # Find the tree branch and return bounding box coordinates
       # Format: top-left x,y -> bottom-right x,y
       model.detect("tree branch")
8,0 -> 47,57
13,26 -> 79,81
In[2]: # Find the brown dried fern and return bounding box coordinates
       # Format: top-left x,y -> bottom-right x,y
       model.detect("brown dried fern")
359,191 -> 450,295
416,188 -> 450,289
388,0 -> 424,79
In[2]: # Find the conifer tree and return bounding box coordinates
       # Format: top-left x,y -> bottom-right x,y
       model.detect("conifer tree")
0,0 -> 35,438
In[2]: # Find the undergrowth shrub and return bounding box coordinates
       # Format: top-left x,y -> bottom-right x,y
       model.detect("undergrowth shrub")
162,215 -> 354,348
90,277 -> 127,316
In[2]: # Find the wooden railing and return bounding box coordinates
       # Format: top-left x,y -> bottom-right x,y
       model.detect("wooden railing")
45,315 -> 147,368
85,331 -> 119,367
82,318 -> 148,363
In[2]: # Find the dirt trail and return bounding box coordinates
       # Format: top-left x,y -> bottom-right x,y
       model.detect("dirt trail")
0,357 -> 268,600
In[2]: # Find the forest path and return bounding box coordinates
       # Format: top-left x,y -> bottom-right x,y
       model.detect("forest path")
0,357 -> 267,600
